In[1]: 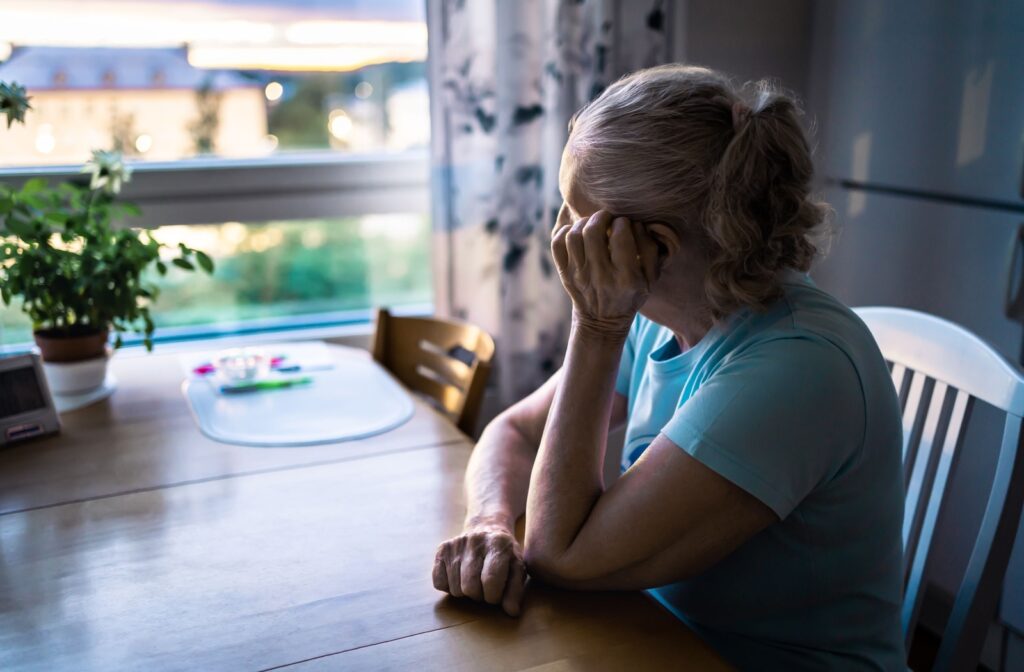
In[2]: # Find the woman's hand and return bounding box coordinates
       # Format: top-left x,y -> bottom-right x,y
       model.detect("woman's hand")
551,210 -> 660,341
432,516 -> 528,616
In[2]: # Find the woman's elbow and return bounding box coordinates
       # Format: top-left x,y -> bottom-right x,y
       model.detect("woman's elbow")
523,545 -> 594,585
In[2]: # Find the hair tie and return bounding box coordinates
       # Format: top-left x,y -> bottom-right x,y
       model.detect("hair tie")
731,101 -> 751,130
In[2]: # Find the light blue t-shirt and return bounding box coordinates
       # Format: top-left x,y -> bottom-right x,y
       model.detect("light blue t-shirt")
616,273 -> 905,671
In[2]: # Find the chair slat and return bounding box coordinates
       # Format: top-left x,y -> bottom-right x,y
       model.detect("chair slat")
902,374 -> 931,477
890,363 -> 907,406
901,389 -> 972,645
416,340 -> 472,390
411,364 -> 465,414
902,381 -> 950,564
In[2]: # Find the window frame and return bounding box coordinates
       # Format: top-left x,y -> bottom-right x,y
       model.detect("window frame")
0,150 -> 430,228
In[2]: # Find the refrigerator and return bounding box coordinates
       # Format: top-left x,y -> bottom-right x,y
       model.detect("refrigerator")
807,0 -> 1024,666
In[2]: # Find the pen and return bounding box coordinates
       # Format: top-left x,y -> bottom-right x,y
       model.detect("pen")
220,377 -> 313,394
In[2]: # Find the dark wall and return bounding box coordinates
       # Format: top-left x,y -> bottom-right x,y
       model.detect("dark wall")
680,0 -> 815,98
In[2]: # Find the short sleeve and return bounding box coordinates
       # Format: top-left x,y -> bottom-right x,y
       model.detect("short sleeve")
662,336 -> 865,519
615,318 -> 639,397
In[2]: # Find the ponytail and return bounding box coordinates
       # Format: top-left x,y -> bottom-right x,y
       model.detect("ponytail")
702,80 -> 830,318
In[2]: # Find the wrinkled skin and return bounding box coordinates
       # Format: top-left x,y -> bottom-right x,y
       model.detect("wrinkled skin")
432,516 -> 527,616
550,209 -> 661,340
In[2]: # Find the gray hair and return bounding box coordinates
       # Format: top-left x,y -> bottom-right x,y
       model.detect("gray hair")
567,64 -> 830,318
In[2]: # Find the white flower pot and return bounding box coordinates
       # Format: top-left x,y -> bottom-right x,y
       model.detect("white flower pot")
42,350 -> 111,395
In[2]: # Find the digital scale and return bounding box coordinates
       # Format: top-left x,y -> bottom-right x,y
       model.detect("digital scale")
0,353 -> 61,446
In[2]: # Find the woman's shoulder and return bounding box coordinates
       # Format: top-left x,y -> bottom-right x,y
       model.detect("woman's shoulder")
779,278 -> 886,366
719,279 -> 894,414
734,275 -> 877,355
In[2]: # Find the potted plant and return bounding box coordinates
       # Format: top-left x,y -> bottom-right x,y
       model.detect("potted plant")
1,81 -> 214,398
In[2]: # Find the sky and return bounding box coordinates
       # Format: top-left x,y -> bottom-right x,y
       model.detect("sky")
191,0 -> 423,20
84,0 -> 424,21
0,0 -> 427,70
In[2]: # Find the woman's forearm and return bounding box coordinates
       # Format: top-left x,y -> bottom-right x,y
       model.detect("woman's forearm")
463,415 -> 538,530
525,210 -> 654,569
435,410 -> 540,616
524,325 -> 625,568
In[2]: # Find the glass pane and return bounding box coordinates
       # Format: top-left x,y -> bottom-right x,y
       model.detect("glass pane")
0,215 -> 432,349
0,1 -> 428,167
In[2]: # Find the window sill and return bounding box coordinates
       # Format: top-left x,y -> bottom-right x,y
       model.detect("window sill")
2,303 -> 433,359
117,321 -> 378,358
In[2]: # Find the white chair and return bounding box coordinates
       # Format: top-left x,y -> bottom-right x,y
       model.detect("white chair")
856,307 -> 1024,671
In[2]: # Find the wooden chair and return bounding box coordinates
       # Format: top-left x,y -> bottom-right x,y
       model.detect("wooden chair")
372,308 -> 495,436
855,307 -> 1024,672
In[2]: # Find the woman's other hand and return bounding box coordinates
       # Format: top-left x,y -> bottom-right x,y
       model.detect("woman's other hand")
551,210 -> 660,340
432,516 -> 528,616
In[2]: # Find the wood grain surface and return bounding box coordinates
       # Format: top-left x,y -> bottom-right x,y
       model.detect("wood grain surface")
0,345 -> 464,515
0,343 -> 730,671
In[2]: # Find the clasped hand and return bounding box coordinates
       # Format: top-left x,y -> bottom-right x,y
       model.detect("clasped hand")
551,210 -> 661,340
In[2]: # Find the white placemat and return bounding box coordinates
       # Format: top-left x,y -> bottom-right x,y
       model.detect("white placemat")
181,345 -> 414,447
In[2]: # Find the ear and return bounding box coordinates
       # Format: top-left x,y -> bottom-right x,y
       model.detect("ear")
645,222 -> 682,259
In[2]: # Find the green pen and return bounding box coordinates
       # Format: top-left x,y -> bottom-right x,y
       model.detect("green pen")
220,376 -> 313,394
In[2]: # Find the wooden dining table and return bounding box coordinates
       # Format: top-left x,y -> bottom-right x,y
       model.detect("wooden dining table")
0,343 -> 731,671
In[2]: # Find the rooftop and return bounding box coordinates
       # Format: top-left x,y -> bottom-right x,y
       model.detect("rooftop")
0,46 -> 259,91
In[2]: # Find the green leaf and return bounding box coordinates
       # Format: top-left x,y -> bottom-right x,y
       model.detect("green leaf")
194,250 -> 214,273
24,194 -> 47,210
155,260 -> 167,275
20,177 -> 47,195
171,257 -> 194,271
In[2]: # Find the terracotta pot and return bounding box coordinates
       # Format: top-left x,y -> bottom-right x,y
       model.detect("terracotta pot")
33,326 -> 109,363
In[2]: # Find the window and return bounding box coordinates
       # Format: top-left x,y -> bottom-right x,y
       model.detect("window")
0,0 -> 432,350
1,214 -> 432,347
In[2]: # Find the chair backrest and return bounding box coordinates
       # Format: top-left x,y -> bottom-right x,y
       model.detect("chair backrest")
372,308 -> 495,436
855,307 -> 1024,672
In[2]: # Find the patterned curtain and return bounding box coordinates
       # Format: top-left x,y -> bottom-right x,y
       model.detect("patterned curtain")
427,0 -> 679,407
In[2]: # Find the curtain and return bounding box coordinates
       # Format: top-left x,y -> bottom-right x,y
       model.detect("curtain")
427,0 -> 680,408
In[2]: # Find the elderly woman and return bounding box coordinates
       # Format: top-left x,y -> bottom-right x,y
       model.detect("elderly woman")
432,65 -> 905,670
